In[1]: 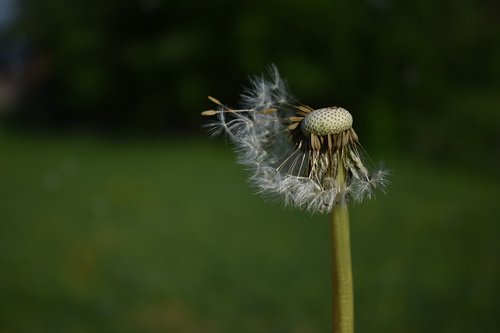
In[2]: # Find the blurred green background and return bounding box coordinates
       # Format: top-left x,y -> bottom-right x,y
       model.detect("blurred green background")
1,0 -> 499,332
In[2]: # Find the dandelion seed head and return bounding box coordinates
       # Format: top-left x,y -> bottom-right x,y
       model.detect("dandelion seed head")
301,107 -> 353,136
202,66 -> 388,214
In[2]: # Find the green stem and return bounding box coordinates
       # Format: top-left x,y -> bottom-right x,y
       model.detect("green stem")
331,162 -> 354,333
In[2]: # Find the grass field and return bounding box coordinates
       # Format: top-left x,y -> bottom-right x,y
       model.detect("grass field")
1,130 -> 499,333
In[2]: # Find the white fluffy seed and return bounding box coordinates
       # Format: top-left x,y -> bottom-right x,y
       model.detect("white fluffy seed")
301,107 -> 353,136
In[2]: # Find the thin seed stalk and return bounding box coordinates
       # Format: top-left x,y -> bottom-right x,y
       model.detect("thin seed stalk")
331,156 -> 354,333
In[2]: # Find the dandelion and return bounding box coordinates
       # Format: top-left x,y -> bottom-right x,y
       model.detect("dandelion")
202,66 -> 388,333
202,66 -> 387,213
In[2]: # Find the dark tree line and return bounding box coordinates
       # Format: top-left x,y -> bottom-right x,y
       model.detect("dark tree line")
2,0 -> 499,165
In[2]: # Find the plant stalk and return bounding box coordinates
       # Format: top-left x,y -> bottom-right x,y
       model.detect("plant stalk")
331,162 -> 354,333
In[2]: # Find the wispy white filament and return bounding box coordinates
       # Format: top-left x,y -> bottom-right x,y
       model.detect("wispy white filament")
205,66 -> 388,213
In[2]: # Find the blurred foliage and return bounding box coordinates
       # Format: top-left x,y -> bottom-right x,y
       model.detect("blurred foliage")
0,0 -> 496,166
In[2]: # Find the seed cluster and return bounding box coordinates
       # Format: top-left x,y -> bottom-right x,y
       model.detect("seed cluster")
301,107 -> 353,136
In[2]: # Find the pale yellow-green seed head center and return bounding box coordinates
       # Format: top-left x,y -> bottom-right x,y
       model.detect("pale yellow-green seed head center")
301,107 -> 353,136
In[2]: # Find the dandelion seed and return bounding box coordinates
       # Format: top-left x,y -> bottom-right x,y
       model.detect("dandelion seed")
202,66 -> 387,214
